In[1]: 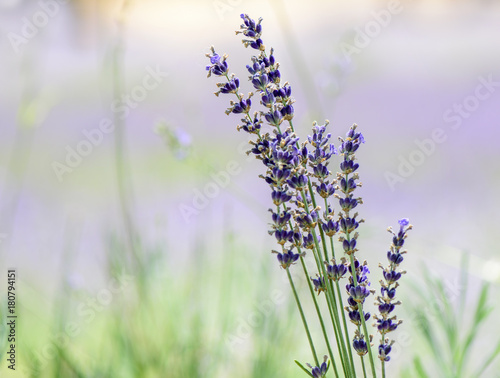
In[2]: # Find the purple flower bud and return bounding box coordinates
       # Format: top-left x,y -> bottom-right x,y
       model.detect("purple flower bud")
322,220 -> 339,237
296,213 -> 316,230
311,276 -> 327,293
339,197 -> 358,212
277,250 -> 300,269
311,362 -> 328,378
250,38 -> 263,50
327,263 -> 347,281
210,54 -> 220,64
387,251 -> 404,264
378,303 -> 395,315
287,175 -> 307,190
274,229 -> 291,245
343,238 -> 357,254
303,233 -> 314,249
347,296 -> 357,307
291,232 -> 302,246
261,93 -> 275,107
282,104 -> 294,119
232,99 -> 251,114
271,190 -> 292,206
348,310 -> 371,325
340,159 -> 359,174
269,69 -> 281,83
349,285 -> 369,302
381,287 -> 397,299
353,338 -> 368,356
251,73 -> 269,91
264,109 -> 283,127
313,164 -> 329,179
378,344 -> 391,361
377,319 -> 398,332
398,218 -> 410,230
316,182 -> 335,198
340,217 -> 359,233
383,270 -> 402,284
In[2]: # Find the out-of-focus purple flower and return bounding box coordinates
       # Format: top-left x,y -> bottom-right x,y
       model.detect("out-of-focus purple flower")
155,121 -> 192,160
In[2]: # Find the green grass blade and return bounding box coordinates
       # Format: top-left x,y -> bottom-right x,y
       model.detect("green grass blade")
413,307 -> 449,376
457,253 -> 469,326
295,360 -> 314,377
456,283 -> 492,376
433,277 -> 458,362
474,338 -> 500,377
413,356 -> 430,378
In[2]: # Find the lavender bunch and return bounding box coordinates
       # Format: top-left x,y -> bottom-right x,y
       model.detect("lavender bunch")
205,14 -> 411,378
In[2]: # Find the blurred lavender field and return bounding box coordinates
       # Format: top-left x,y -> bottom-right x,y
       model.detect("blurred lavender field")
1,0 -> 500,376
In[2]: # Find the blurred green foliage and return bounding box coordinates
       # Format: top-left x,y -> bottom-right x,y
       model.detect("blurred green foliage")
401,256 -> 500,378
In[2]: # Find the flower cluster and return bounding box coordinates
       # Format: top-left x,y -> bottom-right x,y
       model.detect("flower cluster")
205,14 -> 412,378
375,219 -> 412,362
206,14 -> 311,275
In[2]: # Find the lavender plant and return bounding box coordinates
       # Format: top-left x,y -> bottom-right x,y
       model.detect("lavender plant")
205,14 -> 412,378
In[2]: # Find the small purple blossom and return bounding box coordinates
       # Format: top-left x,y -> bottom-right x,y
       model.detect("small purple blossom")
327,261 -> 348,281
306,356 -> 329,378
353,336 -> 368,356
311,276 -> 327,294
276,250 -> 300,269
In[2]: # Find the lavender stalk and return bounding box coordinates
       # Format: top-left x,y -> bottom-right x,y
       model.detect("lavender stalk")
375,219 -> 412,377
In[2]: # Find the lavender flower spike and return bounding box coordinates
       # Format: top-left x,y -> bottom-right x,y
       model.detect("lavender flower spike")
375,219 -> 412,363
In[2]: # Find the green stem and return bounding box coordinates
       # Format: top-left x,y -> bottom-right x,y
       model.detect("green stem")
324,282 -> 350,378
299,256 -> 340,378
112,0 -> 144,288
287,268 -> 319,367
361,356 -> 367,378
360,310 -> 376,378
335,280 -> 356,374
289,119 -> 355,377
326,205 -> 356,376
300,190 -> 352,377
285,211 -> 339,377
